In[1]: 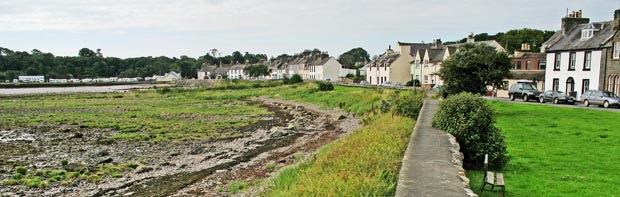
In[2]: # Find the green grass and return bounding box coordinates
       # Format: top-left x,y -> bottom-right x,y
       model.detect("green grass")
1,162 -> 140,188
263,113 -> 415,196
468,101 -> 620,196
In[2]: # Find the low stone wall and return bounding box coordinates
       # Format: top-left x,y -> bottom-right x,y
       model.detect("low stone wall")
446,133 -> 478,197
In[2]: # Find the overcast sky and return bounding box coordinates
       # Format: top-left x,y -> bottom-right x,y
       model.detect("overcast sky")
0,0 -> 618,58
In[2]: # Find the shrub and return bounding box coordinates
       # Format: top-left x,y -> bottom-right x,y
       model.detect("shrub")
156,87 -> 172,94
405,80 -> 414,86
15,166 -> 27,175
431,92 -> 508,170
390,91 -> 426,119
282,76 -> 290,84
314,81 -> 334,91
60,160 -> 68,166
290,74 -> 303,84
228,181 -> 248,194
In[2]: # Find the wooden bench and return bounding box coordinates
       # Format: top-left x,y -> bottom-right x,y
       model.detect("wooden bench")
480,154 -> 506,196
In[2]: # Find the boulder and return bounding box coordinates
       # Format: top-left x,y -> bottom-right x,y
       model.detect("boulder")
97,158 -> 113,165
134,166 -> 153,174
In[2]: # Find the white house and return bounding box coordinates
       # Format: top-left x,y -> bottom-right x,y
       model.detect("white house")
309,57 -> 341,81
18,76 -> 44,83
542,10 -> 613,100
228,64 -> 248,79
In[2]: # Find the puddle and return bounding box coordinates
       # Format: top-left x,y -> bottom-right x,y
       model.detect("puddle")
0,130 -> 35,143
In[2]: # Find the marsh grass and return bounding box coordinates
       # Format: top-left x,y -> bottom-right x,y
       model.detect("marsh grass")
263,113 -> 415,196
469,101 -> 620,196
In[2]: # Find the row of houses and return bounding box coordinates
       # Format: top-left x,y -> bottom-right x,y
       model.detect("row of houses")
197,50 -> 349,81
363,36 -> 506,87
365,9 -> 620,100
13,71 -> 182,83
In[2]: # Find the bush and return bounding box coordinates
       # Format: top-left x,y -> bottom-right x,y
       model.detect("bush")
282,76 -> 290,84
290,74 -> 303,84
390,91 -> 425,119
431,92 -> 508,170
405,80 -> 414,86
156,87 -> 172,94
15,166 -> 27,175
315,81 -> 334,91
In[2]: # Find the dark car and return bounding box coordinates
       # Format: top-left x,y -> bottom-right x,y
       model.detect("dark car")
538,90 -> 575,104
582,90 -> 620,108
508,81 -> 543,102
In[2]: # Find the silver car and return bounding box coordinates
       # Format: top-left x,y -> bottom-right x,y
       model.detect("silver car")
582,90 -> 620,108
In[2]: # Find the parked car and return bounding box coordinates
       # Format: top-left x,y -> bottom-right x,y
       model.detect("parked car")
508,80 -> 542,102
381,81 -> 394,87
359,80 -> 369,85
394,82 -> 403,87
581,90 -> 620,108
538,90 -> 575,104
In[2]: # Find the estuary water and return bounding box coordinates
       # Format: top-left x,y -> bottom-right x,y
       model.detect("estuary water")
0,84 -> 166,95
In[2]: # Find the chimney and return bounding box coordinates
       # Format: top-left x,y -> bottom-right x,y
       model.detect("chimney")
562,9 -> 590,36
614,9 -> 620,30
467,33 -> 475,43
386,45 -> 394,55
434,39 -> 443,49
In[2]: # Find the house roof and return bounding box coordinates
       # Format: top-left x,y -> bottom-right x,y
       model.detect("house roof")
545,21 -> 615,51
231,64 -> 246,70
427,49 -> 444,62
367,52 -> 400,67
509,70 -> 545,81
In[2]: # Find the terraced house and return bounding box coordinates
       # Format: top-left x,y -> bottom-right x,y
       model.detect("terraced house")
366,42 -> 422,85
410,36 -> 505,89
542,9 -> 619,100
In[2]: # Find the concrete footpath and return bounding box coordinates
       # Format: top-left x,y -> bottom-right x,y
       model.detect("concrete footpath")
395,98 -> 468,197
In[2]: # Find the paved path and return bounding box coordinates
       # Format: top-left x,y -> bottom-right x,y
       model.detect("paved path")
395,98 -> 467,197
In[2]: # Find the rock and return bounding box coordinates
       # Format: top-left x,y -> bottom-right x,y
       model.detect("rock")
96,139 -> 114,145
215,169 -> 227,173
135,166 -> 153,174
337,115 -> 347,120
97,158 -> 113,165
123,192 -> 135,196
63,163 -> 87,172
96,150 -> 110,157
189,147 -> 204,155
169,152 -> 180,157
71,133 -> 83,139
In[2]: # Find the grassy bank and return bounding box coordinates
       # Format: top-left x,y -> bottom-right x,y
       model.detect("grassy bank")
469,101 -> 620,196
263,113 -> 415,196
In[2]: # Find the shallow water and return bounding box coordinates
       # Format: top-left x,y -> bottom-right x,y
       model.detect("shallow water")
0,84 -> 160,95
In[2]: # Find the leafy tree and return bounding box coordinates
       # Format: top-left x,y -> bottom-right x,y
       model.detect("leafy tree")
458,28 -> 556,53
232,51 -> 244,64
244,64 -> 270,79
437,43 -> 511,97
338,48 -> 370,69
78,48 -> 96,57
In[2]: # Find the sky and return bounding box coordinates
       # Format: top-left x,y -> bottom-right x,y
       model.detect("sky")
0,0 -> 618,59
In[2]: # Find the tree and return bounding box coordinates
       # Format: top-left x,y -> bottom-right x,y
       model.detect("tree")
338,47 -> 370,69
232,51 -> 244,64
78,48 -> 96,57
437,43 -> 511,97
244,64 -> 270,78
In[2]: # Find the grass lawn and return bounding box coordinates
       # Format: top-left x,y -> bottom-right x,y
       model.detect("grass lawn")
468,101 -> 620,196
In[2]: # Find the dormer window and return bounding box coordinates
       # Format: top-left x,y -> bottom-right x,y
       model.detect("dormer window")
581,23 -> 597,40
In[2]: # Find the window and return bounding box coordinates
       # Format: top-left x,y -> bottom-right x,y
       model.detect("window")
553,78 -> 559,91
554,53 -> 561,70
582,79 -> 590,94
424,75 -> 428,83
415,60 -> 420,68
514,61 -> 522,69
526,61 -> 531,70
614,42 -> 620,59
581,29 -> 594,40
500,81 -> 509,90
583,51 -> 592,70
539,60 -> 546,70
569,52 -> 576,70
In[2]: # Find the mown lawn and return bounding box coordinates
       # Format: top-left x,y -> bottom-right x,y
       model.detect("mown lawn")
469,101 -> 620,196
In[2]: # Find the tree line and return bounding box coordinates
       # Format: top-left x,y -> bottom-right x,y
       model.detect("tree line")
0,47 -> 268,81
454,28 -> 556,53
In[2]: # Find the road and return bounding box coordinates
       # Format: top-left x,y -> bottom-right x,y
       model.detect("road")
483,96 -> 620,112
